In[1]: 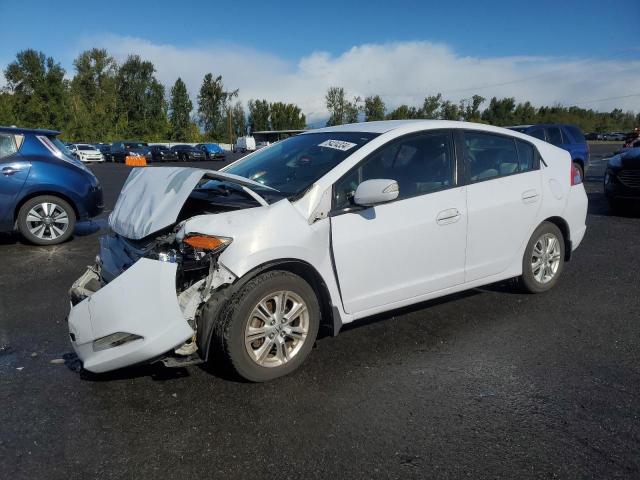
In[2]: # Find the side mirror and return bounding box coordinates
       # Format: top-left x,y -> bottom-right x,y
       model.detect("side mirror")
353,179 -> 399,207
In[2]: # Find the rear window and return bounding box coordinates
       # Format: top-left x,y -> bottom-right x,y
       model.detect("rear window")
565,126 -> 586,144
529,129 -> 546,140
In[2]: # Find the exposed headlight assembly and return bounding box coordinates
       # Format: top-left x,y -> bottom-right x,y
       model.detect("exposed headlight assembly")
182,234 -> 232,253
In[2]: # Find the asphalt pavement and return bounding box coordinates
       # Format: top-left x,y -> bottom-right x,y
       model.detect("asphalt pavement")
1,144 -> 639,479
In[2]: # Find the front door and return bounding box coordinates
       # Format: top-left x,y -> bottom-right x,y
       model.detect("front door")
330,130 -> 467,314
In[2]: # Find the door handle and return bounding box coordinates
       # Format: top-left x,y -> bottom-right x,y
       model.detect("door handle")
1,166 -> 20,176
522,189 -> 539,204
436,208 -> 461,225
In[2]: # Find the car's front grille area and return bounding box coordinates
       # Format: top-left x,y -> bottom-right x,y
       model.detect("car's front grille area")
618,170 -> 640,188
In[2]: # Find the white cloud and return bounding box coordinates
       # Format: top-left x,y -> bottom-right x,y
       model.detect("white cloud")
22,35 -> 640,122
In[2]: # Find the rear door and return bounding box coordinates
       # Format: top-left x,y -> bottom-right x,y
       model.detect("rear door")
0,133 -> 30,230
461,130 -> 542,282
330,130 -> 467,314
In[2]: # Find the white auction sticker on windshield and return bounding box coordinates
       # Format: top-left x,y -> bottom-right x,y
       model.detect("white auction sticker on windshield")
318,139 -> 358,151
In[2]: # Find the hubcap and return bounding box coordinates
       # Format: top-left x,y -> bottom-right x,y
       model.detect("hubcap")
531,233 -> 561,284
244,290 -> 309,368
25,202 -> 69,241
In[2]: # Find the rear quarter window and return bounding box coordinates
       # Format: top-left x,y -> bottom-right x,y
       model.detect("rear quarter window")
565,126 -> 586,144
0,134 -> 19,159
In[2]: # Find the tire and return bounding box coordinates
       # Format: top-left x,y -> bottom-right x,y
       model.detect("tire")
573,162 -> 584,182
519,221 -> 565,293
210,270 -> 320,382
17,195 -> 76,245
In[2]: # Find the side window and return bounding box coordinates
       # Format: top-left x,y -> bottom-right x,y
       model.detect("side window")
463,131 -> 519,182
515,139 -> 538,172
0,134 -> 18,160
547,127 -> 563,145
565,126 -> 585,143
529,129 -> 545,140
333,131 -> 454,210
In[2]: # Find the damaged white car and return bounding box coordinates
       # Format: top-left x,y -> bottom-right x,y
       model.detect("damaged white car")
68,120 -> 588,381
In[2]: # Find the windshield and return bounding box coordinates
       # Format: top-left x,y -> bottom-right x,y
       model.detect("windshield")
77,145 -> 94,151
223,132 -> 379,196
125,143 -> 147,149
507,126 -> 529,133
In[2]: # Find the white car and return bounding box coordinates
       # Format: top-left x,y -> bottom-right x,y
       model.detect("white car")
70,144 -> 104,163
68,120 -> 588,381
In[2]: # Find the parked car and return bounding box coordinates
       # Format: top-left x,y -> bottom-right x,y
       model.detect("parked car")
604,132 -> 627,142
195,143 -> 226,160
68,120 -> 587,380
149,145 -> 179,162
234,136 -> 256,153
94,143 -> 112,162
69,143 -> 104,163
604,147 -> 640,211
0,127 -> 103,245
585,132 -> 604,141
110,141 -> 151,163
507,124 -> 590,181
256,141 -> 271,150
171,144 -> 206,161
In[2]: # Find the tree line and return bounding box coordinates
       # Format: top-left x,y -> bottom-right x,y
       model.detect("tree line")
0,49 -> 306,143
1,48 -> 637,142
325,87 -> 639,133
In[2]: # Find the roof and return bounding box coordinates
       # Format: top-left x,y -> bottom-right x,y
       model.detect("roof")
0,125 -> 60,136
252,129 -> 307,135
304,119 -> 524,135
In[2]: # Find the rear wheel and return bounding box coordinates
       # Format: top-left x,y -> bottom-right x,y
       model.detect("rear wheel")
17,195 -> 76,245
519,221 -> 565,293
209,271 -> 320,382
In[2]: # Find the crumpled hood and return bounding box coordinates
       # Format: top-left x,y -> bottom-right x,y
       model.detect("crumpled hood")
109,167 -> 271,240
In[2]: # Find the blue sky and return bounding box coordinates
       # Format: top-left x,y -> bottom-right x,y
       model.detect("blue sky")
1,0 -> 639,119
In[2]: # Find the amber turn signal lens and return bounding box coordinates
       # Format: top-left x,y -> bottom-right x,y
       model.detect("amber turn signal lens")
183,235 -> 228,250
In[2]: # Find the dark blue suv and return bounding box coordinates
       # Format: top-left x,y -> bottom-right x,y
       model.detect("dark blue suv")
508,124 -> 590,180
0,127 -> 103,245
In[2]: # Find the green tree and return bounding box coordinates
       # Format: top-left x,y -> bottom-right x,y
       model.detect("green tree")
269,102 -> 306,130
4,49 -> 68,129
231,101 -> 246,137
386,104 -> 421,120
459,95 -> 485,122
115,55 -> 168,139
169,78 -> 193,141
325,87 -> 360,126
363,95 -> 386,121
481,97 -> 516,125
67,48 -> 118,141
421,94 -> 442,119
247,99 -> 271,132
197,73 -> 238,141
439,100 -> 460,120
0,93 -> 16,125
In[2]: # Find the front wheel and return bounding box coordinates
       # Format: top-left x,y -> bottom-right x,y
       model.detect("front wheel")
518,221 -> 565,293
17,195 -> 76,245
209,271 -> 320,382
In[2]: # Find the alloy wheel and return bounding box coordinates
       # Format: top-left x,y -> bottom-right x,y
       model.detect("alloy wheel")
244,290 -> 310,367
25,202 -> 70,241
531,233 -> 561,284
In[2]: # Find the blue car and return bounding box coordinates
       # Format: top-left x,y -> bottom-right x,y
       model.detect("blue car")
507,124 -> 590,180
0,126 -> 103,245
195,143 -> 226,160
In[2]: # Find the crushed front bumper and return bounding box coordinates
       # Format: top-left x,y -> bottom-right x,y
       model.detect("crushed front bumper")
68,258 -> 194,373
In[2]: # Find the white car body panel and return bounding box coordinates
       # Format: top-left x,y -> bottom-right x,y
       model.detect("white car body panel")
331,186 -> 467,313
465,170 -> 542,282
68,259 -> 194,373
109,167 -> 273,240
68,120 -> 588,373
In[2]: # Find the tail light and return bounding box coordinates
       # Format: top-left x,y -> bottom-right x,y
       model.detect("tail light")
571,163 -> 582,186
